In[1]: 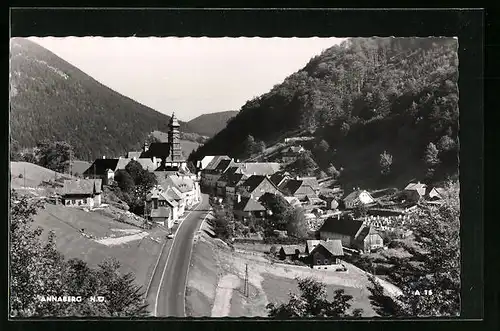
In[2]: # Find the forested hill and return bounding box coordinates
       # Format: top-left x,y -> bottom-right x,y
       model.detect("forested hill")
10,38 -> 203,161
190,38 -> 459,189
186,110 -> 239,137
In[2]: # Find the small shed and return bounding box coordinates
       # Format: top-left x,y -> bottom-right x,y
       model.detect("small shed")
278,245 -> 302,260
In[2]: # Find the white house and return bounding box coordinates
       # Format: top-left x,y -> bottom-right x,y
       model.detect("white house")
343,189 -> 375,209
62,179 -> 102,208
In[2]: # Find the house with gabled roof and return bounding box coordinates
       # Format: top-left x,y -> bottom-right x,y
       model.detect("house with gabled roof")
281,145 -> 305,162
343,189 -> 375,209
270,171 -> 292,187
201,158 -> 236,190
279,179 -> 317,201
278,245 -> 303,260
426,187 -> 447,201
216,166 -> 241,197
237,162 -> 281,176
166,174 -> 200,208
62,179 -> 102,208
308,239 -> 344,269
238,175 -> 282,200
319,216 -> 383,253
225,172 -> 247,201
404,182 -> 427,202
146,187 -> 180,228
233,195 -> 267,222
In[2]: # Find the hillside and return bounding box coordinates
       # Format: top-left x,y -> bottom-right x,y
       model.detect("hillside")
9,38 -> 204,161
186,111 -> 239,137
10,161 -> 75,189
190,38 -> 459,189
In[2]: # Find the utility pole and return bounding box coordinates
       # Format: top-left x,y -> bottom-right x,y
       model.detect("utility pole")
244,263 -> 249,297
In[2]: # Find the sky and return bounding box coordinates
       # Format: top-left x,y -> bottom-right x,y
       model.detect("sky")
28,37 -> 346,122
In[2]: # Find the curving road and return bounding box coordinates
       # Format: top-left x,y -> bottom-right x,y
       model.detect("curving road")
147,193 -> 210,317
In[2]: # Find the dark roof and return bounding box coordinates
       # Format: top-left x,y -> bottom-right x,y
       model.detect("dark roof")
214,159 -> 233,172
319,217 -> 364,237
140,142 -> 171,158
218,166 -> 241,183
280,179 -> 302,195
82,159 -> 119,176
280,245 -> 303,255
241,175 -> 268,194
226,173 -> 246,187
63,179 -> 102,195
313,240 -> 344,256
270,171 -> 290,186
151,207 -> 171,218
233,196 -> 265,212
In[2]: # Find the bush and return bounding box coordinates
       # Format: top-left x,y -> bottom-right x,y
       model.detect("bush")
269,245 -> 277,255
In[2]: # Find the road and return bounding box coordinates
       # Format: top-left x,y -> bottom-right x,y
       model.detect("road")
146,193 -> 210,317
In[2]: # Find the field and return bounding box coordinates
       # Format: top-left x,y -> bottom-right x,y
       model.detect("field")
185,224 -> 402,318
32,203 -> 169,290
10,161 -> 75,189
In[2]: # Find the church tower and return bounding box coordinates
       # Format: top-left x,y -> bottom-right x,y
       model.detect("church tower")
168,112 -> 183,162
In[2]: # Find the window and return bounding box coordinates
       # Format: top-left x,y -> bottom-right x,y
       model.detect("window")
317,259 -> 322,265
78,201 -> 82,206
72,200 -> 76,205
324,259 -> 329,265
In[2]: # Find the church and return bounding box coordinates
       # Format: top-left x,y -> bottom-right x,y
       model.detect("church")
139,112 -> 188,172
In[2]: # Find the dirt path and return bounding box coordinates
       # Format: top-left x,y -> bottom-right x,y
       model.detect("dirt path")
94,232 -> 149,246
211,274 -> 241,317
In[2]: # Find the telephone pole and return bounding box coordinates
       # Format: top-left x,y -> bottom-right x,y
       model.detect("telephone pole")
244,263 -> 249,297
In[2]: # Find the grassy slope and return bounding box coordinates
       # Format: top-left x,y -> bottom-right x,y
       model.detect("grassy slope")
10,161 -> 75,188
33,203 -> 168,290
186,111 -> 239,137
10,38 -> 204,160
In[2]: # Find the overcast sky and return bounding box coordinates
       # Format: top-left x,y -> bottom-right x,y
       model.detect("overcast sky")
28,37 -> 345,121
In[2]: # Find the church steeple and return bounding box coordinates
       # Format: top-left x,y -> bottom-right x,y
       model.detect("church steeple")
168,112 -> 183,162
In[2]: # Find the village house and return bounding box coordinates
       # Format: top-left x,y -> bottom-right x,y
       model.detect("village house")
62,179 -> 102,208
237,162 -> 281,176
224,172 -> 247,202
281,145 -> 305,162
278,245 -> 303,260
305,239 -> 344,270
284,196 -> 302,208
403,182 -> 428,202
146,187 -> 179,228
343,189 -> 376,209
199,156 -> 231,186
215,166 -> 242,197
319,217 -> 383,253
83,156 -> 159,184
232,195 -> 267,222
238,175 -> 283,200
165,185 -> 185,216
279,178 -> 318,201
426,187 -> 446,201
270,171 -> 292,187
165,174 -> 200,208
196,155 -> 217,171
201,158 -> 235,190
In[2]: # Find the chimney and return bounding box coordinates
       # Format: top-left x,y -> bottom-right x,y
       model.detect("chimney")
143,142 -> 149,152
102,156 -> 106,159
153,156 -> 157,165
237,194 -> 241,203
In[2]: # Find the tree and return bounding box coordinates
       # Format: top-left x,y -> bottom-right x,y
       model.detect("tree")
187,161 -> 197,174
326,164 -> 341,179
212,206 -> 235,240
114,170 -> 135,192
9,191 -> 149,317
258,193 -> 291,235
367,181 -> 460,317
35,140 -> 74,173
286,207 -> 309,238
288,154 -> 318,177
316,139 -> 330,153
267,277 -> 363,318
379,151 -> 393,176
243,135 -> 256,158
424,142 -> 440,177
254,140 -> 266,154
437,135 -> 456,152
125,160 -> 144,184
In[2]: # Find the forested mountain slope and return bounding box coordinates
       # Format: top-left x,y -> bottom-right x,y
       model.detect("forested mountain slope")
186,110 -> 239,137
10,38 -> 203,161
190,37 -> 459,189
